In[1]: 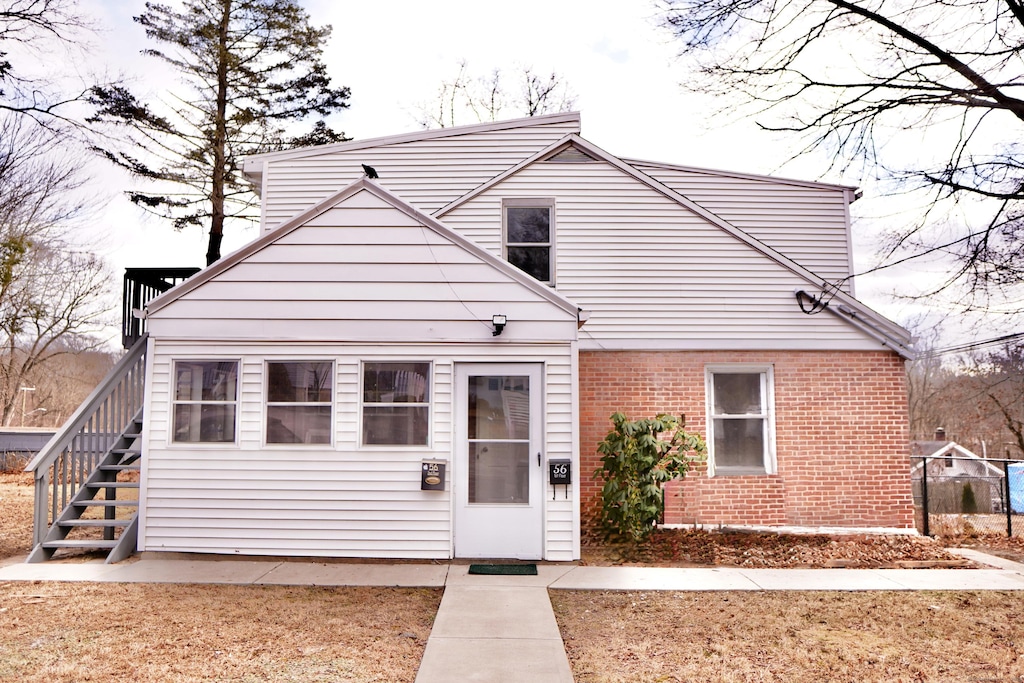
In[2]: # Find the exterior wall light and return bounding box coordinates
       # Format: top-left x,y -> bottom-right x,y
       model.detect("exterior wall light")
492,314 -> 507,336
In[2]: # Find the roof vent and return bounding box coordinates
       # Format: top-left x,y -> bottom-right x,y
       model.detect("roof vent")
543,145 -> 598,163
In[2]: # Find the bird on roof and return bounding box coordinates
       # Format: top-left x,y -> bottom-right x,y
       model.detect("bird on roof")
361,164 -> 379,179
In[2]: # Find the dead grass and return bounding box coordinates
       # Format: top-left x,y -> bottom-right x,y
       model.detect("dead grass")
0,472 -> 33,562
0,582 -> 441,682
551,589 -> 1024,683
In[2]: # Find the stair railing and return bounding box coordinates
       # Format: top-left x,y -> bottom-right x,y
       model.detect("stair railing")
25,335 -> 148,547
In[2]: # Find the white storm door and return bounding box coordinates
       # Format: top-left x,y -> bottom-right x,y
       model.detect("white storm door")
454,364 -> 544,559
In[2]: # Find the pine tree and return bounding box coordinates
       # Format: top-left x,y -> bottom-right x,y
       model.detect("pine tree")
89,0 -> 350,265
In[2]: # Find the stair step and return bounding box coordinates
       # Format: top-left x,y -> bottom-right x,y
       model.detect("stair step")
100,464 -> 140,472
61,519 -> 130,528
42,539 -> 117,550
72,500 -> 139,507
86,481 -> 139,489
111,448 -> 141,455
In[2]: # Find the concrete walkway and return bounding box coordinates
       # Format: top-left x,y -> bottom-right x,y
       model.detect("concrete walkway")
3,551 -> 1024,682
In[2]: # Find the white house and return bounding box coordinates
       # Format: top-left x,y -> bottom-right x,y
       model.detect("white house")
27,112 -> 916,563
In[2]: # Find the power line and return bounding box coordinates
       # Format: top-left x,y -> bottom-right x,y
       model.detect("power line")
921,331 -> 1024,358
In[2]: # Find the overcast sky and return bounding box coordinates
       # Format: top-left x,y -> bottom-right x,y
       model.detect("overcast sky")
69,0 -> 974,343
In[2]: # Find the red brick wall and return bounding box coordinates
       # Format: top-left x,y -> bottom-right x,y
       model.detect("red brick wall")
580,350 -> 915,531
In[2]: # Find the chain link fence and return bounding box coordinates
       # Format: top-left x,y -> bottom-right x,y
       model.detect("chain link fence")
912,455 -> 1024,537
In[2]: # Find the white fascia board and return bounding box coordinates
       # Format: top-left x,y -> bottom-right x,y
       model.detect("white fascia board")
437,133 -> 910,355
144,178 -> 582,322
622,156 -> 860,195
239,112 -> 582,185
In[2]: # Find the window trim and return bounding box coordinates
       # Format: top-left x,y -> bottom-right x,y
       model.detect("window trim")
502,197 -> 556,285
359,360 -> 433,449
704,364 -> 776,476
170,359 -> 240,446
263,360 -> 335,447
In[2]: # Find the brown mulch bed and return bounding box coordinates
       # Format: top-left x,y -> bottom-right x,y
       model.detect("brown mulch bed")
582,527 -> 974,568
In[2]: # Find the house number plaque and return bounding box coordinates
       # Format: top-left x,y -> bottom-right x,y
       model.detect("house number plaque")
549,459 -> 571,500
421,460 -> 446,491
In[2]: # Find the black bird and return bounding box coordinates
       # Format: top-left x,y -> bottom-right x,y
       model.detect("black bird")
361,164 -> 379,179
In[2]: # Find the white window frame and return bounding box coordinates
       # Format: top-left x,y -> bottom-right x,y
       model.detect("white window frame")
170,359 -> 240,446
263,360 -> 335,447
704,364 -> 776,476
359,360 -> 433,448
502,197 -> 556,285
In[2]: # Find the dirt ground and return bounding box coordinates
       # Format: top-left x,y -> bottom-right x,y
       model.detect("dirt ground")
6,471 -> 1024,681
0,582 -> 440,683
551,590 -> 1024,682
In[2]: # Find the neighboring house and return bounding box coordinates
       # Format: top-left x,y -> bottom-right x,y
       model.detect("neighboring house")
910,430 -> 1005,513
26,112 -> 916,563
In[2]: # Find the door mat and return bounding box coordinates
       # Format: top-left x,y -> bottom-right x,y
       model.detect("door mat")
467,564 -> 538,575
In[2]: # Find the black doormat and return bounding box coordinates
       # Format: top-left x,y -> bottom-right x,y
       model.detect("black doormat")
467,564 -> 538,575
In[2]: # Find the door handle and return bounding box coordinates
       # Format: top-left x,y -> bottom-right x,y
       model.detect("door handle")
537,452 -> 541,467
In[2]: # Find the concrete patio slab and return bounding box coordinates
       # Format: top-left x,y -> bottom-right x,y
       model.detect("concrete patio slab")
415,637 -> 573,683
98,559 -> 282,584
445,564 -> 575,587
255,562 -> 449,587
550,566 -> 761,591
872,568 -> 1024,590
737,568 -> 908,591
948,548 -> 1024,571
0,561 -> 122,583
430,586 -> 562,639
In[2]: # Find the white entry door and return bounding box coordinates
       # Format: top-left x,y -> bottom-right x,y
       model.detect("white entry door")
454,363 -> 544,559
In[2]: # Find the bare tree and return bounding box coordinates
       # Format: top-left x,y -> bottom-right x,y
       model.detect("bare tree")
0,113 -> 111,426
417,60 -> 577,128
658,0 -> 1024,313
0,0 -> 100,126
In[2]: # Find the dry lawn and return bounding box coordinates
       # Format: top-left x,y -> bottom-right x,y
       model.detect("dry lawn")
552,589 -> 1024,683
0,582 -> 441,682
0,472 -> 34,562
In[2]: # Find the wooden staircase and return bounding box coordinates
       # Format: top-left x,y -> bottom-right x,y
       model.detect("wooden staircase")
27,414 -> 143,563
26,336 -> 148,564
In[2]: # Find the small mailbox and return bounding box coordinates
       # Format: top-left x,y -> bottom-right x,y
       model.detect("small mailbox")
548,459 -> 571,485
421,460 -> 446,491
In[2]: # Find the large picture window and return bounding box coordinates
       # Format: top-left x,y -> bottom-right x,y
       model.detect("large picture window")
362,362 -> 431,446
706,366 -> 775,475
173,360 -> 238,443
504,199 -> 554,284
266,361 -> 333,444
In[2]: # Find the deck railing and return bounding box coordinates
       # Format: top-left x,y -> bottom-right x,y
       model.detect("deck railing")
122,268 -> 199,349
25,335 -> 148,547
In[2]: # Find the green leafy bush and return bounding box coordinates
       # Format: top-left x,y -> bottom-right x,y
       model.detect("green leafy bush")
594,412 -> 706,543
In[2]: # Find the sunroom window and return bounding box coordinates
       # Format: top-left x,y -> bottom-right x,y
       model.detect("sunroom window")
266,361 -> 333,444
361,362 -> 431,446
172,360 -> 238,443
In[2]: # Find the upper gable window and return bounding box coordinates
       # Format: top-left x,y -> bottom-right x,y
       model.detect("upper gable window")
503,198 -> 554,285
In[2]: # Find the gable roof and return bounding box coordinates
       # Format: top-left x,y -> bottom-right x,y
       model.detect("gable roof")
436,133 -> 913,358
145,177 -> 583,323
241,112 -> 582,186
910,441 -> 1005,478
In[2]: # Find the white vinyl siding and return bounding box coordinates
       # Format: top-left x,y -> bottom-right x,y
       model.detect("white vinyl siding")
629,160 -> 855,286
255,117 -> 580,230
140,343 -> 577,561
147,189 -> 578,344
440,160 -> 886,351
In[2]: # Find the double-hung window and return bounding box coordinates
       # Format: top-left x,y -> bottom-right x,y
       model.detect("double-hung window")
361,362 -> 431,446
503,198 -> 554,284
172,360 -> 238,443
266,361 -> 333,444
706,365 -> 775,475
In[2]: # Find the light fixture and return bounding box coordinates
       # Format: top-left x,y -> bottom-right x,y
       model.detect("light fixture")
491,314 -> 507,336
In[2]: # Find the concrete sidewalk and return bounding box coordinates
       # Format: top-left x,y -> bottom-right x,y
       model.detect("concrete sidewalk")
3,552 -> 1024,683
